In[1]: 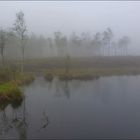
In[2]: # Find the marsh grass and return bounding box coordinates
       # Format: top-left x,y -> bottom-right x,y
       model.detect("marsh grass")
45,67 -> 140,81
0,73 -> 33,110
0,67 -> 34,105
0,82 -> 23,102
0,65 -> 34,85
14,73 -> 35,86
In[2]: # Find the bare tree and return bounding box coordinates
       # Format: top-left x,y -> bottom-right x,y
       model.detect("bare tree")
0,28 -> 6,66
54,31 -> 62,57
93,32 -> 102,56
81,32 -> 92,56
111,41 -> 117,56
47,37 -> 54,57
13,11 -> 27,73
103,28 -> 113,56
54,32 -> 68,57
122,36 -> 130,55
118,36 -> 130,56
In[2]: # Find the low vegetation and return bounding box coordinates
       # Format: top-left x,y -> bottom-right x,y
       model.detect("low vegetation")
14,73 -> 34,86
0,81 -> 24,110
45,67 -> 140,81
0,82 -> 22,102
0,66 -> 34,85
0,66 -> 34,105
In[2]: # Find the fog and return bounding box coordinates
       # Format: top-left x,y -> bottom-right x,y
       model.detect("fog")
0,1 -> 140,58
1,2 -> 140,139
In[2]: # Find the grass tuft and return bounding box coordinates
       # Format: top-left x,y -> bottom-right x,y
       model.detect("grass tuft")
0,82 -> 23,102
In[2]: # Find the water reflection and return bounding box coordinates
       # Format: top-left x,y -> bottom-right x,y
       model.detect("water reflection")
1,76 -> 140,139
0,92 -> 50,139
40,110 -> 49,130
47,77 -> 71,98
0,97 -> 26,139
63,81 -> 70,98
46,77 -> 85,99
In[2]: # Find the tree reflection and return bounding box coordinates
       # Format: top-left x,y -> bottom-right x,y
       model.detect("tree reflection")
48,77 -> 92,99
40,110 -> 49,130
12,95 -> 28,140
0,93 -> 50,139
0,110 -> 13,136
0,94 -> 28,139
0,96 -> 24,136
63,80 -> 70,99
52,78 -> 71,98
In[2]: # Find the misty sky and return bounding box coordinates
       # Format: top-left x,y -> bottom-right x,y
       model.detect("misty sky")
0,1 -> 140,54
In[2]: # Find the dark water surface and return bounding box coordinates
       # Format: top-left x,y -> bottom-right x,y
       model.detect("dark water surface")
0,76 -> 140,139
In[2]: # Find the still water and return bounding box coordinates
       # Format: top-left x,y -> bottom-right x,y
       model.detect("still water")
0,76 -> 140,139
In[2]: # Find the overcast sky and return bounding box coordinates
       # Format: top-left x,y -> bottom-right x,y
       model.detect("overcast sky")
0,1 -> 140,54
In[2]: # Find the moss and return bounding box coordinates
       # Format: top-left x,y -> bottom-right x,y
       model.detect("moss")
0,82 -> 23,105
0,82 -> 21,97
0,67 -> 34,111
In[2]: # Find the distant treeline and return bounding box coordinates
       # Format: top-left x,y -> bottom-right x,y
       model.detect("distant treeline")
3,30 -> 131,59
0,11 -> 131,61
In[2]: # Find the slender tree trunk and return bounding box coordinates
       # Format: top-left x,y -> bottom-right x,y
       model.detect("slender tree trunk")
115,47 -> 117,56
1,48 -> 4,66
65,54 -> 70,76
21,95 -> 27,140
108,47 -> 110,56
125,46 -> 127,56
1,54 -> 3,66
21,44 -> 25,74
2,52 -> 4,66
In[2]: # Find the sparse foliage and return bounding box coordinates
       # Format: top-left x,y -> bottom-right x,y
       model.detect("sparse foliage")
0,28 -> 6,65
13,11 -> 27,73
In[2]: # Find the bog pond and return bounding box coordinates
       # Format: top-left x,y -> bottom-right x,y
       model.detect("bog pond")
0,76 -> 140,139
